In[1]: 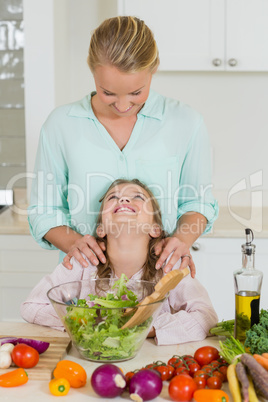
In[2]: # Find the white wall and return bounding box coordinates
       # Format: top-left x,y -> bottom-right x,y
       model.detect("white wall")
24,0 -> 268,207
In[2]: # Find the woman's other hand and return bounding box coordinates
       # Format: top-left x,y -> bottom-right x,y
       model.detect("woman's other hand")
63,235 -> 106,270
154,236 -> 196,278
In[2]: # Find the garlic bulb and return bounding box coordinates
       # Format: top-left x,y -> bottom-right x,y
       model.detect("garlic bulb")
0,351 -> 12,369
0,343 -> 15,353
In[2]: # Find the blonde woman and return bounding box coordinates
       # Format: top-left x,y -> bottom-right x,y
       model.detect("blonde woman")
28,16 -> 218,277
22,179 -> 218,344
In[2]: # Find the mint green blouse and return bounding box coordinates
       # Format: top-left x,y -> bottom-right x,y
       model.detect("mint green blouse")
28,90 -> 219,257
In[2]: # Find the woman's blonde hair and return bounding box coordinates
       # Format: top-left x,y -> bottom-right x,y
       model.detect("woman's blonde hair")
87,16 -> 159,73
95,179 -> 166,282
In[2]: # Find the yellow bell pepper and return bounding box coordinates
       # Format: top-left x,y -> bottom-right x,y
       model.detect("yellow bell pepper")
49,378 -> 70,396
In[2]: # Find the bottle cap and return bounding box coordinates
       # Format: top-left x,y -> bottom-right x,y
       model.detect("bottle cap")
241,228 -> 255,255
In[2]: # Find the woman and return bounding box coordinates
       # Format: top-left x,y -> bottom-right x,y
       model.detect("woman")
22,179 -> 218,344
28,16 -> 218,277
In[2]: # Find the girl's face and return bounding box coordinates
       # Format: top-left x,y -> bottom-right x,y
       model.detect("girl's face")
98,183 -> 159,238
92,65 -> 153,118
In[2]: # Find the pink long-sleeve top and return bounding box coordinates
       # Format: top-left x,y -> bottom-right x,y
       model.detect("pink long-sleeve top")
20,257 -> 218,345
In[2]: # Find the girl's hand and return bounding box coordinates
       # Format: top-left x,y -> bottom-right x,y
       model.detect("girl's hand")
154,236 -> 196,278
63,235 -> 106,269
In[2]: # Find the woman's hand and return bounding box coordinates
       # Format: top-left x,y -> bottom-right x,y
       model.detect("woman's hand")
63,234 -> 106,270
154,236 -> 196,278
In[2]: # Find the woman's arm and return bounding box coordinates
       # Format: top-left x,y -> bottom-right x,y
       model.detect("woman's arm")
155,211 -> 207,277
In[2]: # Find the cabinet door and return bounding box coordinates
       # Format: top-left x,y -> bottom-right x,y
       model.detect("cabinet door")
0,235 -> 59,322
118,0 -> 225,71
226,0 -> 268,71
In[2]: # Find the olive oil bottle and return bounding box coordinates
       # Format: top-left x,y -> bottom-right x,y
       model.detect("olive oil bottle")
234,229 -> 263,342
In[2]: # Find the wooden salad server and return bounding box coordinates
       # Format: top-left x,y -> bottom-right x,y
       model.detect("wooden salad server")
121,267 -> 189,330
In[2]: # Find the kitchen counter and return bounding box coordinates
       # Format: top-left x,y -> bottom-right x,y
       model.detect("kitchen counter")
1,188 -> 268,237
0,322 -> 234,402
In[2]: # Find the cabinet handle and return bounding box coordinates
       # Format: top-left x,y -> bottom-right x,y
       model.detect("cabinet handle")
212,58 -> 222,67
228,58 -> 237,67
191,242 -> 200,251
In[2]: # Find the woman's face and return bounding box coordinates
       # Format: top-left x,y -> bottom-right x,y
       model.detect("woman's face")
99,183 -> 158,237
92,65 -> 153,118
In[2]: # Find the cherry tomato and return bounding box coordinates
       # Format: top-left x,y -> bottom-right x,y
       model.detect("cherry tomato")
209,360 -> 221,368
154,365 -> 175,381
193,376 -> 207,389
207,375 -> 223,389
188,362 -> 201,376
194,346 -> 220,366
169,374 -> 197,401
219,365 -> 228,382
125,371 -> 135,386
11,344 -> 39,369
174,366 -> 190,376
193,370 -> 209,381
201,365 -> 214,374
213,370 -> 225,382
168,357 -> 185,368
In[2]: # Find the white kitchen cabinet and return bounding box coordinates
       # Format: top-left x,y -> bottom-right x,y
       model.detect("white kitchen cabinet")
0,235 -> 59,322
191,237 -> 268,322
118,0 -> 268,71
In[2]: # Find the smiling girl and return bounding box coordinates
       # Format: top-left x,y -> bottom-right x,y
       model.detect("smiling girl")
21,179 -> 217,345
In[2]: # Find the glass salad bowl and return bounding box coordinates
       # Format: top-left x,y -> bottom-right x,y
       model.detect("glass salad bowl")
47,275 -> 167,362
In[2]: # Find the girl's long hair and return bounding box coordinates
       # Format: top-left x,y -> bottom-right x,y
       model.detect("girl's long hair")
95,179 -> 166,283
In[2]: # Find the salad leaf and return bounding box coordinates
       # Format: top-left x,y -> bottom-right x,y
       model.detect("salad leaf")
64,274 -> 151,361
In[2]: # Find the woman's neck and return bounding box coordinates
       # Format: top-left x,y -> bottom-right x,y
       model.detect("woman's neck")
106,233 -> 149,279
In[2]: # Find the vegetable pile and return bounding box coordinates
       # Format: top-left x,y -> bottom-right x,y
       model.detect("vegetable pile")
218,335 -> 268,401
64,274 -> 152,361
0,336 -> 50,388
49,360 -> 87,396
89,346 -> 230,401
0,337 -> 49,371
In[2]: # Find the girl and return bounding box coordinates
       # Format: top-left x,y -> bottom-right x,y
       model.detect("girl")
21,179 -> 218,345
28,16 -> 218,278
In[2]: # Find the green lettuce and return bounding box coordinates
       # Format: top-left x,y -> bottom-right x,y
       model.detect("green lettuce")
64,274 -> 152,361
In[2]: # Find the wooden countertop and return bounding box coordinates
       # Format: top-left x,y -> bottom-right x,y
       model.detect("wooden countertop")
0,322 -> 233,402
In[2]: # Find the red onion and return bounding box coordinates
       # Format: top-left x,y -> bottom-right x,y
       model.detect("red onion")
0,337 -> 18,346
0,337 -> 49,354
91,363 -> 126,398
17,338 -> 49,354
129,369 -> 163,402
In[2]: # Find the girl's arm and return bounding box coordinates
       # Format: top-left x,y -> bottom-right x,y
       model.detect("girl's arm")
150,273 -> 218,345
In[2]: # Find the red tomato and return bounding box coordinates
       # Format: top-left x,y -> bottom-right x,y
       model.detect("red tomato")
174,366 -> 190,376
194,346 -> 220,366
213,370 -> 225,382
154,365 -> 175,381
168,357 -> 185,368
219,365 -> 228,382
207,375 -> 223,389
193,376 -> 207,389
169,374 -> 197,401
125,371 -> 135,386
188,362 -> 201,376
11,344 -> 39,368
193,370 -> 209,381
